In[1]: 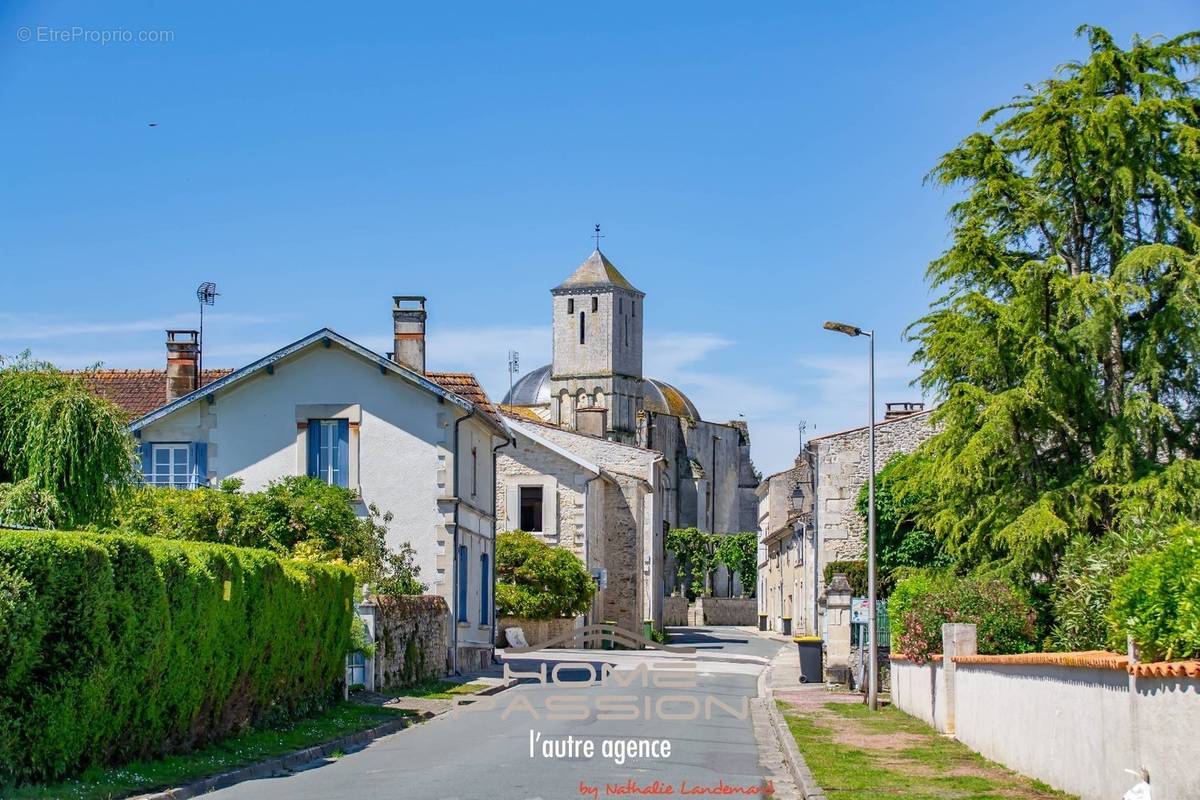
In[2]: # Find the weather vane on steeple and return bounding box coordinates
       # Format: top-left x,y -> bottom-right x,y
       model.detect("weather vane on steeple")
593,223 -> 604,251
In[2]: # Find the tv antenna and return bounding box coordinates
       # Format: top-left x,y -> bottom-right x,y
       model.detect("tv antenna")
507,350 -> 520,406
196,282 -> 218,383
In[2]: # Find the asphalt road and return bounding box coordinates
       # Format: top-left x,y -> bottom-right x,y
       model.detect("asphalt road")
204,626 -> 788,800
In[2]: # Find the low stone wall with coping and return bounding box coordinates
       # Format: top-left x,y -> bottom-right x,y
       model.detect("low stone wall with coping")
496,616 -> 578,648
890,627 -> 1200,800
372,595 -> 451,689
697,597 -> 758,626
663,595 -> 689,627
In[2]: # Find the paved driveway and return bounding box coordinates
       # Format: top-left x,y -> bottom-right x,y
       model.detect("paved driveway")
205,626 -> 787,800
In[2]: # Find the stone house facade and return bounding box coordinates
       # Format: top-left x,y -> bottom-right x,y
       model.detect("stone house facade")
756,406 -> 936,642
755,455 -> 813,634
496,416 -> 665,634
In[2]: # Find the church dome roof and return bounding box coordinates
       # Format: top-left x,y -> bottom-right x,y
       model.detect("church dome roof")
643,378 -> 700,419
501,364 -> 700,420
503,364 -> 553,407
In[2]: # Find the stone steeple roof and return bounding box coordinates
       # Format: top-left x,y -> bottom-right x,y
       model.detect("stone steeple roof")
553,249 -> 642,294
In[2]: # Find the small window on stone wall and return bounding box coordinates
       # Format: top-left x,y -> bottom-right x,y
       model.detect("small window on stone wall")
568,298 -> 574,314
591,296 -> 598,312
520,486 -> 544,532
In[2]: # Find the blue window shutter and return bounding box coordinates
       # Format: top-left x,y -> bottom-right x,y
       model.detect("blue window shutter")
306,421 -> 319,478
480,553 -> 489,624
457,545 -> 468,622
139,443 -> 153,483
191,442 -> 208,488
336,419 -> 349,488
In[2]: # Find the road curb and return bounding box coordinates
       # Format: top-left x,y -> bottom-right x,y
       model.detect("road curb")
760,660 -> 827,800
129,714 -> 416,800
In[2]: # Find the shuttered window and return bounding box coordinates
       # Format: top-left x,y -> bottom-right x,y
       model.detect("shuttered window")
307,419 -> 349,487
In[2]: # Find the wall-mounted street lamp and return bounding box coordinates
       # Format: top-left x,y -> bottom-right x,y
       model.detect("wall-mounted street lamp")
823,320 -> 878,712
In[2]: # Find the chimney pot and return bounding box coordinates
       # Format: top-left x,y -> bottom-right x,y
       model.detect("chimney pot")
392,296 -> 427,374
165,329 -> 200,402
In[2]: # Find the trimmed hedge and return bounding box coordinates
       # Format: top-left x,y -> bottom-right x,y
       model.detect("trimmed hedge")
0,530 -> 354,785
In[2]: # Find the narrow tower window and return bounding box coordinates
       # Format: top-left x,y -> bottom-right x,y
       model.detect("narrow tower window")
567,298 -> 574,314
591,296 -> 598,312
580,312 -> 586,344
632,301 -> 636,317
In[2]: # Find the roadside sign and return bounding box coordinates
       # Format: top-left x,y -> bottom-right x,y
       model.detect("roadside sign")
851,596 -> 869,624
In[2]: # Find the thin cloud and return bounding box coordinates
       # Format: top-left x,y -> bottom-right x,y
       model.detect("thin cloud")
0,312 -> 290,340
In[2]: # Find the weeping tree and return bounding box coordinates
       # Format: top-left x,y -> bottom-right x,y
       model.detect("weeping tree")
899,26 -> 1200,582
0,354 -> 137,528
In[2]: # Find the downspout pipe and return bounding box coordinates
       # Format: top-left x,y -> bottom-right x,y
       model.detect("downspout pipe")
491,434 -> 513,660
451,405 -> 477,675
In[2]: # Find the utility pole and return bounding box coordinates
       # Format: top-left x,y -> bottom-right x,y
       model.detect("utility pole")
823,320 -> 879,711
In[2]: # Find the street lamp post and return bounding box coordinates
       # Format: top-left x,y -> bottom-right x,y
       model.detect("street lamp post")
823,320 -> 878,711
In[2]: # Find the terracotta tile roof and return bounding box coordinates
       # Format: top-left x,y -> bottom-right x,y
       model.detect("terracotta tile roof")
76,369 -> 232,419
1128,659 -> 1200,679
897,649 -> 1200,681
951,651 -> 1129,670
425,371 -> 505,431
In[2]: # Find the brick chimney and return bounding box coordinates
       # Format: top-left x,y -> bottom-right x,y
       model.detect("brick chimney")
165,329 -> 200,402
391,296 -> 427,374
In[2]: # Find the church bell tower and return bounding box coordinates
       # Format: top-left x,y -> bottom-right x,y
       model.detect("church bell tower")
549,240 -> 644,442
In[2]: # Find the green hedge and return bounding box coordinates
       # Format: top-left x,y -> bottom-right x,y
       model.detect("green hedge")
0,530 -> 354,785
1108,525 -> 1200,662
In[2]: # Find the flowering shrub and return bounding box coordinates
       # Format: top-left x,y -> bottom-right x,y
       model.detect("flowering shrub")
889,572 -> 1037,663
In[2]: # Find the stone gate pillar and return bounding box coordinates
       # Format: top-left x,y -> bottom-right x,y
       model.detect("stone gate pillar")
824,573 -> 853,683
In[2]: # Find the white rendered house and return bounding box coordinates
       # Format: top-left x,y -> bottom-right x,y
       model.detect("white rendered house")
103,302 -> 509,673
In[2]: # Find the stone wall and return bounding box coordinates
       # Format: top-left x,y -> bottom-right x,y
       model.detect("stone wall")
663,595 -> 688,626
495,616 -> 578,648
372,595 -> 451,689
496,434 -> 587,556
697,597 -> 758,626
809,411 -> 936,565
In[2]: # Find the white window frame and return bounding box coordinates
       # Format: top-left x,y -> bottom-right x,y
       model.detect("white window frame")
149,443 -> 193,489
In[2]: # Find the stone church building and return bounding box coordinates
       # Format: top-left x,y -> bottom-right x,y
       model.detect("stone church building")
498,246 -> 759,633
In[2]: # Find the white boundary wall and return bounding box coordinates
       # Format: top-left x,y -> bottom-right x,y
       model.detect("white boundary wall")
893,654 -> 1200,800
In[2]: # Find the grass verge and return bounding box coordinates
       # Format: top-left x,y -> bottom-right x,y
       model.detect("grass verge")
8,702 -> 414,800
778,700 -> 1074,800
385,679 -> 488,700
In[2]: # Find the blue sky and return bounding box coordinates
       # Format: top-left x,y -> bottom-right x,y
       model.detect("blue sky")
0,2 -> 1195,475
